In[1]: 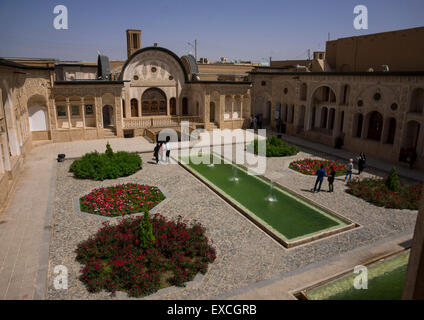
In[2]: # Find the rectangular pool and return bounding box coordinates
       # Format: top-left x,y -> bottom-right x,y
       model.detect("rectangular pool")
179,153 -> 354,247
303,251 -> 409,300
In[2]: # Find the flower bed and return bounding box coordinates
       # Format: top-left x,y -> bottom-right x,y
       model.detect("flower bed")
289,159 -> 347,176
76,214 -> 216,298
80,183 -> 165,217
346,178 -> 423,210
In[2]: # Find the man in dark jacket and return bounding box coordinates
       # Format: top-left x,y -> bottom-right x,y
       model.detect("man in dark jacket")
313,164 -> 327,193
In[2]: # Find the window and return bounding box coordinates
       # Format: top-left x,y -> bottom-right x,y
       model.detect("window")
71,105 -> 80,116
85,105 -> 94,115
57,105 -> 66,117
182,97 -> 188,115
261,81 -> 266,86
141,88 -> 167,116
374,92 -> 381,101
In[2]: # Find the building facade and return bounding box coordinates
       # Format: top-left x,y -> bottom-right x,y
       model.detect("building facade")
1,27 -> 424,210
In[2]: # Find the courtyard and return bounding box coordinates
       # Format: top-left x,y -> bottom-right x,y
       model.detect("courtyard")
0,133 -> 420,300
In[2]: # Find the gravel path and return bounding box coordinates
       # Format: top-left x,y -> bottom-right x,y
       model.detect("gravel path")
46,148 -> 418,300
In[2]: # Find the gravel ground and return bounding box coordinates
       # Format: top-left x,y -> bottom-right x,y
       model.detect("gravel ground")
46,147 -> 418,300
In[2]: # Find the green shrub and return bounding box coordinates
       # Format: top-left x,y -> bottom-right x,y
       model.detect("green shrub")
138,211 -> 156,249
385,166 -> 400,192
69,144 -> 142,180
249,136 -> 299,157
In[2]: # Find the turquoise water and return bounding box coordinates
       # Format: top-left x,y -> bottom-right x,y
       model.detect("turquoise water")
307,251 -> 409,300
180,153 -> 348,242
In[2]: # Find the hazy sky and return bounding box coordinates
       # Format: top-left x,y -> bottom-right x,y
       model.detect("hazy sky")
0,0 -> 423,63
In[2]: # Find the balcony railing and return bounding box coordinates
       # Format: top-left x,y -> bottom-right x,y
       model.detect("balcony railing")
123,116 -> 202,129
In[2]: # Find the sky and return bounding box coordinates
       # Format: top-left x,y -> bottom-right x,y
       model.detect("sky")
0,0 -> 423,63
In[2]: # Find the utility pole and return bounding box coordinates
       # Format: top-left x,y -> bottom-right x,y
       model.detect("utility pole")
269,56 -> 272,66
195,40 -> 198,62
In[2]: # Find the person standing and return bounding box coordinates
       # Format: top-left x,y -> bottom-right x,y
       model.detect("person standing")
253,115 -> 258,131
165,136 -> 171,163
358,152 -> 366,175
328,166 -> 336,192
313,164 -> 327,193
276,118 -> 281,133
345,158 -> 354,182
153,142 -> 161,164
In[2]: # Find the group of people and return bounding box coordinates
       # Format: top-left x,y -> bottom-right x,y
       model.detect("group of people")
249,114 -> 263,130
153,136 -> 171,164
312,152 -> 367,193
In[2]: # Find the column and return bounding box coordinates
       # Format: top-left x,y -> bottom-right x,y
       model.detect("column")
231,96 -> 234,119
66,98 -> 71,129
3,87 -> 20,156
204,94 -> 210,124
125,91 -> 131,119
81,97 -> 86,128
115,95 -> 124,138
1,133 -> 11,171
95,96 -> 102,137
137,98 -> 141,118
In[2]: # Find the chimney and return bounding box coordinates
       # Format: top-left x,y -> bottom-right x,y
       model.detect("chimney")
126,29 -> 141,58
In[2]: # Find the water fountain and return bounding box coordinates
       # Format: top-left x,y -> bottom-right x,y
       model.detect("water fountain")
266,180 -> 277,202
230,165 -> 239,182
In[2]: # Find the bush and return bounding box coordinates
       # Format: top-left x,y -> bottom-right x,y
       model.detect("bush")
385,166 -> 400,192
346,178 -> 422,210
249,136 -> 299,157
70,143 -> 142,180
76,214 -> 216,297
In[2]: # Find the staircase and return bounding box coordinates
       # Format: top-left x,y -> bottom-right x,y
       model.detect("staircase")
205,122 -> 219,131
104,126 -> 117,138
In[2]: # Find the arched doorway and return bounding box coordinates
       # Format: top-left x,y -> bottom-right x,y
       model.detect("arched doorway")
210,102 -> 215,122
403,121 -> 421,151
367,111 -> 383,141
142,88 -> 167,116
386,118 -> 396,144
182,97 -> 188,115
320,107 -> 328,128
102,105 -> 113,127
170,98 -> 176,116
28,105 -> 48,132
266,101 -> 271,126
130,99 -> 138,117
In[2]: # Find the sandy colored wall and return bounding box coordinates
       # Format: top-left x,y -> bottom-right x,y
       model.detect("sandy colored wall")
326,27 -> 424,72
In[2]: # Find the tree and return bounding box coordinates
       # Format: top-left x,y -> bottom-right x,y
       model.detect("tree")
386,166 -> 400,192
138,211 -> 156,249
105,142 -> 114,158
